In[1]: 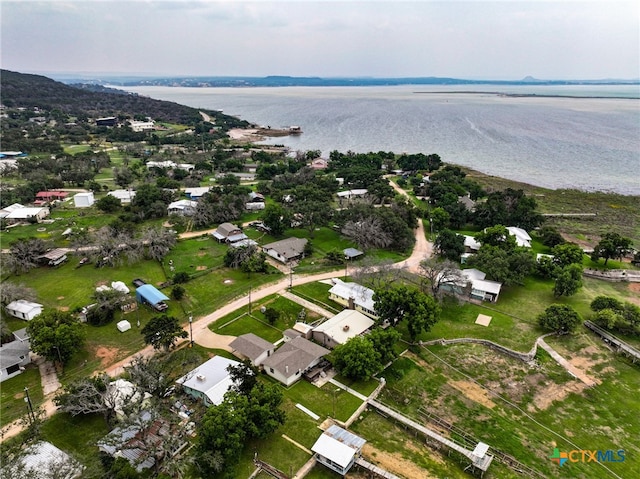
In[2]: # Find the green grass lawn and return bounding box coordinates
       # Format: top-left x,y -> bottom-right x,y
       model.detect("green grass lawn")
0,365 -> 43,428
291,282 -> 343,315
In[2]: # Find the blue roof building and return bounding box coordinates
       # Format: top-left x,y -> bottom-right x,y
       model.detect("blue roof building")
135,285 -> 169,312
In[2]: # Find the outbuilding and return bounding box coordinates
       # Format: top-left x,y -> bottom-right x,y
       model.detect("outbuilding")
312,425 -> 366,476
5,300 -> 43,321
73,192 -> 95,208
135,284 -> 169,312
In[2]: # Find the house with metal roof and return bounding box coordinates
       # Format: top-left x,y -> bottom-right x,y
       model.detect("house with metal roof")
312,310 -> 375,349
262,237 -> 308,264
229,333 -> 275,366
328,279 -> 378,319
5,300 -> 43,321
167,199 -> 198,216
108,189 -> 136,204
312,425 -> 366,475
1,441 -> 83,478
184,186 -> 212,200
343,247 -> 364,260
176,356 -> 240,406
507,226 -> 532,248
135,284 -> 169,312
4,206 -> 50,223
262,336 -> 329,386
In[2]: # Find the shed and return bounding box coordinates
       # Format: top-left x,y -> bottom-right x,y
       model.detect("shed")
135,285 -> 169,312
73,192 -> 95,208
5,300 -> 43,321
343,248 -> 364,260
39,248 -> 68,266
117,320 -> 132,333
312,425 -> 366,475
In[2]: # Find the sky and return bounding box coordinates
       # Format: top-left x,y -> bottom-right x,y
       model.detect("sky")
1,1 -> 639,80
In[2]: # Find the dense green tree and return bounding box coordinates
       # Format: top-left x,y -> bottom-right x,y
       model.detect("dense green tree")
428,207 -> 450,233
535,255 -> 560,279
227,360 -> 258,397
367,327 -> 402,365
26,310 -> 85,365
553,264 -> 583,297
466,245 -> 535,286
373,286 -> 440,341
538,226 -> 565,247
552,243 -> 585,268
538,304 -> 582,334
141,315 -> 187,351
590,232 -> 633,266
590,296 -> 623,312
264,307 -> 280,325
261,203 -> 290,236
473,188 -> 542,230
434,229 -> 465,261
331,335 -> 382,380
475,225 -> 517,250
95,194 -> 122,213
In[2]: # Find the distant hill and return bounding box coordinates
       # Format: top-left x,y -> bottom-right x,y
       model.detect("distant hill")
45,73 -> 640,88
0,70 -> 248,128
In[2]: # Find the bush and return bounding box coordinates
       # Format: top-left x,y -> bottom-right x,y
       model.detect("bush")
171,285 -> 185,300
264,307 -> 280,325
173,272 -> 190,284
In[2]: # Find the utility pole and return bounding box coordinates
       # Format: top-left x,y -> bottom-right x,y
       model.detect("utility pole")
189,315 -> 193,347
24,387 -> 35,425
248,284 -> 252,314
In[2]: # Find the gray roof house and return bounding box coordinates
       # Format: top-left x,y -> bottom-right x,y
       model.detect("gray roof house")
262,237 -> 308,264
211,222 -> 247,243
328,279 -> 378,319
262,336 -> 329,386
437,268 -> 503,303
312,425 -> 366,476
229,333 -> 275,366
0,328 -> 31,382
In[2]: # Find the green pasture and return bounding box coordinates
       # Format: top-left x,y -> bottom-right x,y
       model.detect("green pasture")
0,366 -> 43,428
291,282 -> 343,315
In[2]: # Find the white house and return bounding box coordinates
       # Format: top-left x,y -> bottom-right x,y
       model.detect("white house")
262,237 -> 308,264
5,206 -> 50,223
462,235 -> 482,252
176,356 -> 240,406
167,199 -> 198,216
129,120 -> 155,132
312,310 -> 375,349
312,425 -> 366,476
108,189 -> 136,204
262,336 -> 329,386
5,300 -> 43,321
246,201 -> 266,211
507,227 -> 532,248
229,333 -> 275,366
328,279 -> 378,319
73,192 -> 95,208
184,186 -> 212,200
337,189 -> 368,200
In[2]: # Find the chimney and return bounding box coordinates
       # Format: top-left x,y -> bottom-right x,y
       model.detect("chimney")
348,296 -> 355,310
285,366 -> 289,374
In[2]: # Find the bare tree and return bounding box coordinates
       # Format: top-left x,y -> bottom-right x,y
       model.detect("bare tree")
5,238 -> 49,274
418,257 -> 465,299
90,227 -> 131,267
0,282 -> 37,306
341,217 -> 393,251
351,257 -> 407,291
140,226 -> 177,261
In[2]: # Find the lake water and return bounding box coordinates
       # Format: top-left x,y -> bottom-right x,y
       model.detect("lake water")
121,85 -> 640,195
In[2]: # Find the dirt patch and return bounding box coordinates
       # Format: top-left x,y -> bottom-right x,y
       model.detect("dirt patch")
197,251 -> 207,257
531,381 -> 586,410
95,281 -> 108,287
13,392 -> 25,400
628,283 -> 640,305
196,265 -> 207,271
56,296 -> 65,300
448,380 -> 496,409
95,346 -> 120,367
57,306 -> 69,312
361,444 -> 439,479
